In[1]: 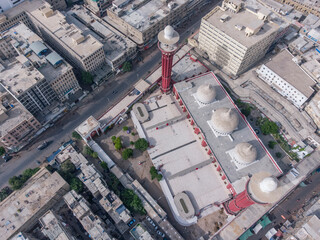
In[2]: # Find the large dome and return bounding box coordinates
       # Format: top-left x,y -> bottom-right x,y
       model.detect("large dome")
259,177 -> 278,193
211,108 -> 239,134
234,142 -> 257,164
196,84 -> 216,104
164,25 -> 175,40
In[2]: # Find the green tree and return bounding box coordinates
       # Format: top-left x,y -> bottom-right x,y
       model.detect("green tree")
122,61 -> 132,72
100,161 -> 108,170
114,137 -> 122,150
70,177 -> 83,193
92,152 -> 98,158
111,136 -> 117,143
122,148 -> 133,160
83,146 -> 94,156
0,187 -> 12,202
123,126 -> 129,131
149,166 -> 162,181
275,152 -> 282,158
0,146 -> 5,156
260,119 -> 279,135
8,168 -> 40,190
134,138 -> 149,151
72,131 -> 82,140
130,141 -> 134,145
60,160 -> 76,174
81,71 -> 93,85
241,107 -> 251,117
9,176 -> 24,190
268,141 -> 277,149
120,189 -> 146,215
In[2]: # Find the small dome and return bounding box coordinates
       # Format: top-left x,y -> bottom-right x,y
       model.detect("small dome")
235,142 -> 257,164
164,25 -> 174,40
259,177 -> 278,193
211,108 -> 239,134
196,84 -> 216,104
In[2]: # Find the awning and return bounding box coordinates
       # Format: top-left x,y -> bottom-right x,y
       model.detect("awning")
29,41 -> 48,56
239,229 -> 253,240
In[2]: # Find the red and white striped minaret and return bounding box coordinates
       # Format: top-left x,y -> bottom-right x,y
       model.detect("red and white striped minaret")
158,25 -> 180,93
223,172 -> 283,215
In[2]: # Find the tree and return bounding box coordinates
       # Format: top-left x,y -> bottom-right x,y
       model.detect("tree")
114,137 -> 122,150
92,152 -> 98,158
122,148 -> 133,160
81,71 -> 93,85
276,152 -> 282,158
134,138 -> 149,151
72,131 -> 82,140
111,136 -> 117,143
260,119 -> 279,135
9,176 -> 24,190
0,147 -> 5,156
268,141 -> 277,149
149,166 -> 162,181
83,146 -> 94,156
8,168 -> 40,190
60,160 -> 76,174
123,126 -> 129,131
122,61 -> 132,72
120,189 -> 146,215
100,161 -> 108,170
70,177 -> 83,193
0,187 -> 12,202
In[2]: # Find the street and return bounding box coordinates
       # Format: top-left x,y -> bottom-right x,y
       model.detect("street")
0,0 -> 220,189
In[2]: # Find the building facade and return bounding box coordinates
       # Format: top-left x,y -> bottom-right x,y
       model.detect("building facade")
0,0 -> 26,14
198,0 -> 279,77
106,0 -> 188,48
84,0 -> 111,17
275,0 -> 320,17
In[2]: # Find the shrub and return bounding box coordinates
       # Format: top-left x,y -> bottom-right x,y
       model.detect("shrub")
100,161 -> 108,170
81,71 -> 93,84
122,148 -> 133,160
122,61 -> 132,72
131,132 -> 135,136
134,138 -> 149,151
92,152 -> 98,158
83,146 -> 94,156
0,146 -> 5,156
268,141 -> 277,149
130,141 -> 134,145
123,126 -> 129,131
275,152 -> 282,158
72,131 -> 82,140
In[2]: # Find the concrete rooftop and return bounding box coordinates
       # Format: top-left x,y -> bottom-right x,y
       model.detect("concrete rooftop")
76,116 -> 100,137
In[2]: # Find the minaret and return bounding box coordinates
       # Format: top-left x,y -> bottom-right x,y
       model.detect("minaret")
158,25 -> 180,93
223,172 -> 283,215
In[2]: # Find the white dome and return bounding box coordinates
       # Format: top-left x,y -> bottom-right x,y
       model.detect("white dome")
235,142 -> 257,164
196,84 -> 216,104
164,25 -> 175,40
211,108 -> 239,134
259,177 -> 278,193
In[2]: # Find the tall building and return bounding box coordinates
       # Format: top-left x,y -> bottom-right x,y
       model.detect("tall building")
0,0 -> 66,14
28,4 -> 106,73
158,25 -> 180,93
0,0 -> 26,13
84,0 -> 111,17
106,0 -> 188,49
198,0 -> 279,77
0,168 -> 69,240
2,23 -> 81,102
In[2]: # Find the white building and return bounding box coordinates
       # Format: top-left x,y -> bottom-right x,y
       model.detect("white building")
256,50 -> 315,108
0,0 -> 26,13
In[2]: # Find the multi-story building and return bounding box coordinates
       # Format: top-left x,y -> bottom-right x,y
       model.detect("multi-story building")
2,23 -> 82,101
274,0 -> 320,17
0,54 -> 57,115
0,0 -> 26,14
106,0 -> 188,49
28,3 -> 106,73
198,0 -> 279,77
0,96 -> 41,150
39,210 -> 76,240
67,5 -> 137,70
84,0 -> 112,17
45,0 -> 67,10
0,168 -> 69,240
256,50 -> 315,108
63,190 -> 113,240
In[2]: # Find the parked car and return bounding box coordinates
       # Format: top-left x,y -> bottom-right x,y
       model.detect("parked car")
127,218 -> 136,227
157,230 -> 165,237
37,141 -> 48,150
2,154 -> 12,162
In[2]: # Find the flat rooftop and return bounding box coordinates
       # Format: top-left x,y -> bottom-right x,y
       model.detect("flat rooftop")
76,116 -> 100,137
0,104 -> 33,137
109,0 -> 187,32
67,5 -> 136,64
175,72 -> 282,185
4,23 -> 72,83
0,57 -> 44,96
265,50 -> 316,98
203,7 -> 279,48
0,0 -> 44,21
0,168 -> 68,240
140,93 -> 230,212
29,4 -> 103,59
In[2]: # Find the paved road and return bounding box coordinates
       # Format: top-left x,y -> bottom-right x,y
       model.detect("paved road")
248,171 -> 320,240
0,2 -> 212,189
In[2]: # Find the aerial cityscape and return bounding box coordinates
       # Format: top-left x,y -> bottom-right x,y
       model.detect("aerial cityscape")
0,0 -> 320,240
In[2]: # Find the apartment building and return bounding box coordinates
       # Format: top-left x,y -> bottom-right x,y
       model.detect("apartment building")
0,0 -> 26,13
84,0 -> 112,17
0,168 -> 69,240
106,0 -> 188,48
198,0 -> 279,77
67,5 -> 137,70
63,190 -> 113,240
274,0 -> 320,17
4,24 -> 81,101
28,4 -> 106,73
0,54 -> 57,115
